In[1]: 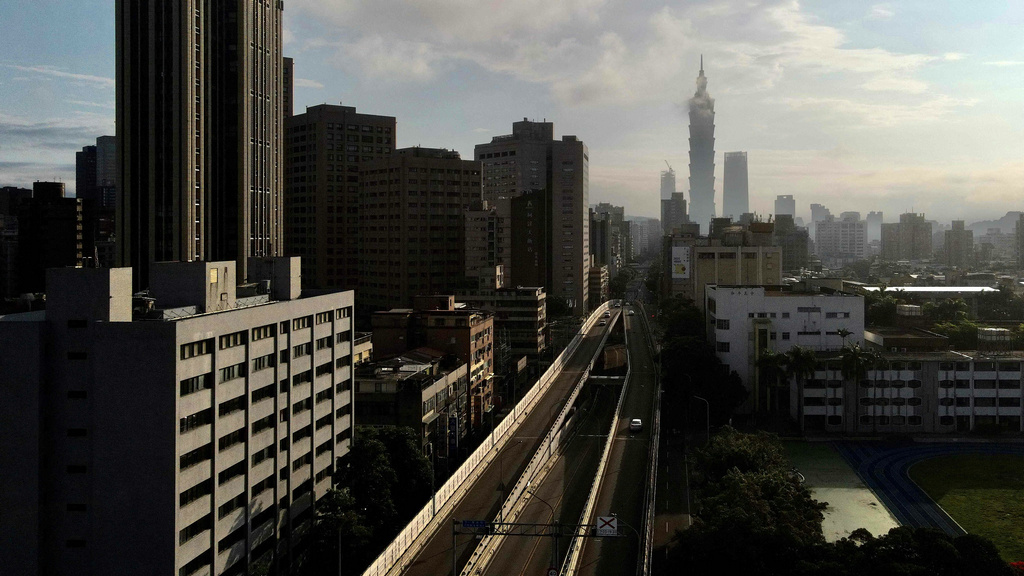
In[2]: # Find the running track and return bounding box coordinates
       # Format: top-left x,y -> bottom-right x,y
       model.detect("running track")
832,441 -> 1024,536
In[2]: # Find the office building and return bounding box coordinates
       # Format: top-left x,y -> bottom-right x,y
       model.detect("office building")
0,257 -> 356,576
456,285 -> 547,359
706,284 -> 864,413
774,195 -> 795,217
663,222 -> 781,311
815,214 -> 867,265
790,328 -> 1024,434
464,201 -> 501,288
661,166 -> 676,200
17,182 -> 87,294
284,104 -> 396,291
687,57 -> 716,233
476,119 -> 591,313
588,264 -> 610,309
866,211 -> 883,244
76,137 -> 117,265
944,221 -> 974,269
722,152 -> 748,219
1016,214 -> 1024,270
881,213 -> 933,261
282,57 -> 294,119
75,145 -> 97,203
358,147 -> 482,310
773,214 -> 810,272
371,296 -> 494,430
116,0 -> 285,288
661,192 -> 689,236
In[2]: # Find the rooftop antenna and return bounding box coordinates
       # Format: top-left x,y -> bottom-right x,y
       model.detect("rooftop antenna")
700,54 -> 703,73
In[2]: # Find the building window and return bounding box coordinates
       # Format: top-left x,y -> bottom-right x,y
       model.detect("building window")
180,444 -> 213,470
180,408 -> 213,434
179,478 -> 212,507
716,318 -> 729,330
180,373 -> 213,396
218,460 -> 247,485
67,351 -> 88,360
293,316 -> 312,331
252,383 -> 276,404
180,339 -> 213,360
252,414 -> 275,435
252,353 -> 276,372
179,514 -> 212,544
219,331 -> 247,350
315,336 -> 333,350
781,332 -> 790,341
716,342 -> 730,352
315,311 -> 334,324
252,324 -> 276,341
293,342 -> 312,358
219,362 -> 246,383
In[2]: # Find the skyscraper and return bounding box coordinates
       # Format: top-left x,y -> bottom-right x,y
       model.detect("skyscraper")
476,120 -> 591,313
722,151 -> 748,219
116,0 -> 285,288
661,166 -> 676,200
687,56 -> 716,234
775,195 -> 795,217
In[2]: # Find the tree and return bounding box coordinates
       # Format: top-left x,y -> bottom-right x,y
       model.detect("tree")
298,487 -> 372,575
786,346 -> 818,433
923,298 -> 969,325
757,349 -> 789,414
840,344 -> 881,433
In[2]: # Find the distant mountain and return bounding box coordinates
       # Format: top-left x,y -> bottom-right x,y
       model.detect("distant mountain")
967,211 -> 1023,235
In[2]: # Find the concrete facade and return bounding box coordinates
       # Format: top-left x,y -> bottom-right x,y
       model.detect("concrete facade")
722,151 -> 748,220
284,104 -> 396,291
815,216 -> 867,265
116,0 -> 285,287
881,213 -> 933,261
359,147 -> 482,309
0,258 -> 355,576
705,285 -> 865,413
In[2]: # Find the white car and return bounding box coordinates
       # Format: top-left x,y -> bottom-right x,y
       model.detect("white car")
598,320 -> 607,326
627,310 -> 635,316
629,418 -> 643,432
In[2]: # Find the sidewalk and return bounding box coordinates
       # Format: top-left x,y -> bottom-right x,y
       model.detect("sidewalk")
784,441 -> 899,541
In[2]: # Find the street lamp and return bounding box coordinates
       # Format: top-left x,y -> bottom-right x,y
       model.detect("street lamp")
611,513 -> 641,554
693,395 -> 710,447
526,483 -> 560,569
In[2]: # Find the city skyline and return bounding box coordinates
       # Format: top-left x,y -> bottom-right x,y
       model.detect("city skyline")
2,1 -> 1023,223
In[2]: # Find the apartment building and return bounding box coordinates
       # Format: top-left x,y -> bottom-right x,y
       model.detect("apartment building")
944,220 -> 974,268
881,212 -> 933,261
354,348 -> 469,455
815,215 -> 867,266
0,257 -> 355,576
359,147 -> 482,309
284,104 -> 396,291
794,328 -> 1024,434
456,284 -> 547,358
476,120 -> 591,313
371,296 -> 494,429
705,285 -> 865,413
588,265 -> 610,309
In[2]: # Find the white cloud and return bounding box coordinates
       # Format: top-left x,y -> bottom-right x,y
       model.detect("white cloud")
293,78 -> 324,89
983,60 -> 1024,67
868,4 -> 895,20
66,99 -> 116,110
4,64 -> 114,88
943,52 -> 965,61
778,95 -> 978,127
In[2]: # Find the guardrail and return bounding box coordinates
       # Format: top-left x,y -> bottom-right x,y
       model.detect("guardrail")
637,300 -> 661,575
360,301 -> 612,576
460,308 -> 620,575
559,310 -> 633,575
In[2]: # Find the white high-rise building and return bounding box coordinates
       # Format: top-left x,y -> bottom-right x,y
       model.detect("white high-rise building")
0,258 -> 355,575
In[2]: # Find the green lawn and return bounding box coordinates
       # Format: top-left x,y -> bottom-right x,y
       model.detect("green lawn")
909,454 -> 1024,563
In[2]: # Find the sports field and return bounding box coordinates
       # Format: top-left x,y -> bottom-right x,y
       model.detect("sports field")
909,454 -> 1024,563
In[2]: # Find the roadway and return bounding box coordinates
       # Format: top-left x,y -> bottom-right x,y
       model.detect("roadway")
480,358 -> 621,575
575,304 -> 659,576
400,309 -> 621,576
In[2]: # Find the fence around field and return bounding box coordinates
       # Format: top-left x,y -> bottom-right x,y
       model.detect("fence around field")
360,301 -> 612,576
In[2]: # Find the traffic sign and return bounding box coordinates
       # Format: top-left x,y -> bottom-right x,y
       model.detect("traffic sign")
462,520 -> 488,528
596,516 -> 617,537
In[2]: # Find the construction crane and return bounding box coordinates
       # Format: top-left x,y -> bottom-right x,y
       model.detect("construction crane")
664,160 -> 674,173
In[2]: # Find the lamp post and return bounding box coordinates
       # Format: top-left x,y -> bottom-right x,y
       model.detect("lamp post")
693,395 -> 710,447
526,483 -> 559,569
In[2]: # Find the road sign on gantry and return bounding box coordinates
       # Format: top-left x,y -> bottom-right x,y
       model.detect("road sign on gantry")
596,516 -> 617,537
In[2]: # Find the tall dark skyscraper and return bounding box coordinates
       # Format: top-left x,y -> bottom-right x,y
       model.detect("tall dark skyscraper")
687,56 -> 716,234
723,151 -> 748,219
116,0 -> 285,288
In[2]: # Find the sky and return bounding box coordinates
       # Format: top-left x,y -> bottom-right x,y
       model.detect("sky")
1,0 -> 1022,224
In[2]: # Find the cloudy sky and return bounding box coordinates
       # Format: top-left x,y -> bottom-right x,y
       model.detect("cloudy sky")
1,0 -> 1022,223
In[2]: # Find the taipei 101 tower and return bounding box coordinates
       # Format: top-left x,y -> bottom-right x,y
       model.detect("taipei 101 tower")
687,56 -> 716,233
